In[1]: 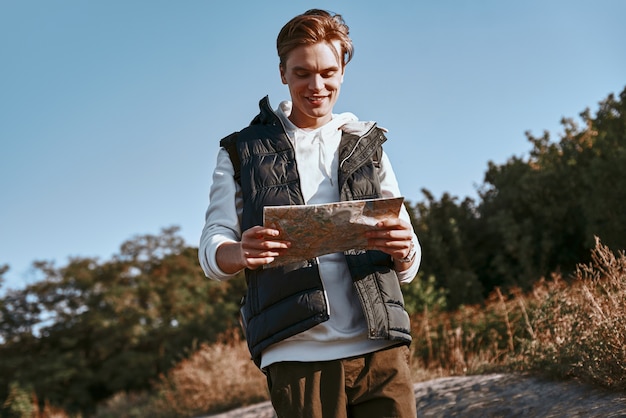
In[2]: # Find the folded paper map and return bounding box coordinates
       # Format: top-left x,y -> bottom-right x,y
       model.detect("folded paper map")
263,197 -> 404,267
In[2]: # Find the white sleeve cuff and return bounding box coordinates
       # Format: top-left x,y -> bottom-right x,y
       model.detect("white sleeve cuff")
396,234 -> 421,283
199,236 -> 241,281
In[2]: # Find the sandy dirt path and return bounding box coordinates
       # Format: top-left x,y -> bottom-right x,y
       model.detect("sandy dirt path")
203,373 -> 626,417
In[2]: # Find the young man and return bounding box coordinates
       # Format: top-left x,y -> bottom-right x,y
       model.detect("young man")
199,9 -> 420,418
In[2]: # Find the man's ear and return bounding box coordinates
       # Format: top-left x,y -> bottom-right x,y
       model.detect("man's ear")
279,64 -> 287,84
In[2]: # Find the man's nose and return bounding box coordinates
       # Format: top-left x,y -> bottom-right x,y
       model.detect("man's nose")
309,74 -> 324,91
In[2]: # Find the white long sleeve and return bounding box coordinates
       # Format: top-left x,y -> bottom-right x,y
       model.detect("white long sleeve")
198,148 -> 243,281
377,151 -> 421,283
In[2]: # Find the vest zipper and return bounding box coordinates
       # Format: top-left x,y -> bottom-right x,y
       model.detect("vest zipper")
339,122 -> 379,170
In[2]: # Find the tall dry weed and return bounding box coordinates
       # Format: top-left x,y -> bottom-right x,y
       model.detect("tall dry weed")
152,330 -> 268,417
525,237 -> 626,389
411,237 -> 626,391
93,330 -> 267,418
411,299 -> 519,376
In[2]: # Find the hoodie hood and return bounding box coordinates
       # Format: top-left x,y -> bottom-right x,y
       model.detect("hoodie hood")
276,100 -> 358,195
277,100 -> 358,134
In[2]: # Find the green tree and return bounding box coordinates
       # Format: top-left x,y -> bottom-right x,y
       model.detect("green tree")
409,86 -> 626,306
477,87 -> 626,290
577,90 -> 626,250
411,190 -> 484,309
0,227 -> 246,414
2,382 -> 34,418
0,264 -> 7,289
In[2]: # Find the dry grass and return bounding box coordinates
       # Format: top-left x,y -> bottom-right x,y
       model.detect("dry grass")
11,238 -> 626,417
521,237 -> 626,388
91,330 -> 267,418
152,330 -> 268,416
410,237 -> 626,390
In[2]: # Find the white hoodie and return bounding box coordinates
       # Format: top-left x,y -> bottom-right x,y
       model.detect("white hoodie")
198,100 -> 420,369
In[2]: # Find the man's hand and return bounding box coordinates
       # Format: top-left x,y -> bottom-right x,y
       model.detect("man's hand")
216,226 -> 291,273
366,218 -> 415,266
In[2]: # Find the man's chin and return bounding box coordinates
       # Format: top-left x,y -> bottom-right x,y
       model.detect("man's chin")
306,104 -> 332,118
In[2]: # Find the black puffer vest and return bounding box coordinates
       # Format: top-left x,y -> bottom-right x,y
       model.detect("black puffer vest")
221,97 -> 411,367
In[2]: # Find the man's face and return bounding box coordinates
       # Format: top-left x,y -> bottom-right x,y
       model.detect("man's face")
280,41 -> 344,129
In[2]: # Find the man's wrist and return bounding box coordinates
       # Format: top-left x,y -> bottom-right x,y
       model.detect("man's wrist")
395,241 -> 416,264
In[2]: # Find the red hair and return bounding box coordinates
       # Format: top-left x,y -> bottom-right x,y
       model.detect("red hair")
277,9 -> 354,69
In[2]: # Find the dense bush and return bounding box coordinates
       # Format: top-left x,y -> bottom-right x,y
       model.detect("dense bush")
523,238 -> 626,388
0,227 -> 247,415
413,87 -> 626,308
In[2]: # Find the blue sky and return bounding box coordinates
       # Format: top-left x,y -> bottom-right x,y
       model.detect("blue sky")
1,0 -> 625,291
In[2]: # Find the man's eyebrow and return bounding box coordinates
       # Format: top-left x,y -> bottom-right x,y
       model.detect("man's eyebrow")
291,65 -> 340,72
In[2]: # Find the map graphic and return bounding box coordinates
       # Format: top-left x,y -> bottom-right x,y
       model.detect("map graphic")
263,197 -> 404,267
